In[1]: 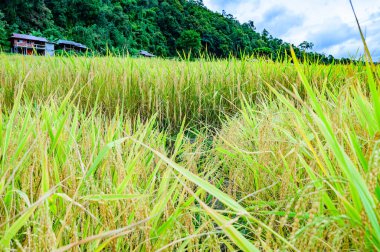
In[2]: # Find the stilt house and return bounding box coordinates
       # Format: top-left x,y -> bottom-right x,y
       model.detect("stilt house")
10,33 -> 55,56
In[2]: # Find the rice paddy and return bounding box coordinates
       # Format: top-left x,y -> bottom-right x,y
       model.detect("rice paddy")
0,52 -> 379,251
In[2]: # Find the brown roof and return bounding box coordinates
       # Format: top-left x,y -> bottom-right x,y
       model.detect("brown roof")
10,33 -> 48,43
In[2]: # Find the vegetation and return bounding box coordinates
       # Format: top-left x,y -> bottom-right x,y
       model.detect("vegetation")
0,0 -> 346,63
0,49 -> 379,251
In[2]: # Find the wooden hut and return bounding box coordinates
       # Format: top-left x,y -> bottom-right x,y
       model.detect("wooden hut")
10,33 -> 55,56
57,39 -> 87,52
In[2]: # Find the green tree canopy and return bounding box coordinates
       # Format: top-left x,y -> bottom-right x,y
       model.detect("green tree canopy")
176,29 -> 201,55
0,11 -> 8,49
298,41 -> 314,51
0,0 -> 342,63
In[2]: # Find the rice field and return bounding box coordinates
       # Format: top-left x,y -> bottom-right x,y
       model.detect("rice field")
0,51 -> 379,251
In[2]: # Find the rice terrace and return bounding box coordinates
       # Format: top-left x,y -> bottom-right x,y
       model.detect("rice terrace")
0,0 -> 380,251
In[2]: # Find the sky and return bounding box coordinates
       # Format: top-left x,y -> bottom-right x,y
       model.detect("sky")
203,0 -> 380,60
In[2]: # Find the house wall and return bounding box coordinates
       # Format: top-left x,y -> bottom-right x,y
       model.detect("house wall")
11,38 -> 47,55
11,39 -> 36,48
45,43 -> 55,56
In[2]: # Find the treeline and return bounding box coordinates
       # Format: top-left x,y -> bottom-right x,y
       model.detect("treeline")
0,0 -> 349,63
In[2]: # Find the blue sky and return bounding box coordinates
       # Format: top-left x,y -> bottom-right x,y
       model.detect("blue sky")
203,0 -> 380,60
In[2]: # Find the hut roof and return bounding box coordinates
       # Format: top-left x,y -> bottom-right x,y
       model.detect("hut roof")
11,33 -> 48,43
139,50 -> 155,57
57,39 -> 87,49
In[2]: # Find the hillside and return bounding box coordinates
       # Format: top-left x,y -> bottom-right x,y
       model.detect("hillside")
0,0 -> 338,62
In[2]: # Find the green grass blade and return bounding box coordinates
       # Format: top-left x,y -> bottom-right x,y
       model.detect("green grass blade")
80,194 -> 147,201
0,190 -> 54,248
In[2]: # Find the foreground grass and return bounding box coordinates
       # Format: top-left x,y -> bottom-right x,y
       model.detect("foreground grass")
0,54 -> 379,251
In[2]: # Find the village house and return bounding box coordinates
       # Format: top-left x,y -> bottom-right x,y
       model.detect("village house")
9,33 -> 87,56
10,33 -> 55,56
57,39 -> 87,52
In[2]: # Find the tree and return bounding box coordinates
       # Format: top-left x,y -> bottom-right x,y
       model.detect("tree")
176,29 -> 201,55
0,11 -> 8,50
261,29 -> 269,41
246,20 -> 256,31
298,41 -> 314,51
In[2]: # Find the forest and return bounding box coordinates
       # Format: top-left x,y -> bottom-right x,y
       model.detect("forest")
0,0 -> 346,63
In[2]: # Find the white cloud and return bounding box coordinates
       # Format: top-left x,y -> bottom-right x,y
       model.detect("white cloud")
260,6 -> 305,36
203,0 -> 380,60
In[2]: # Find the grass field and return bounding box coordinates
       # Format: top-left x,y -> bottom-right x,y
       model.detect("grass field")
0,52 -> 379,251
